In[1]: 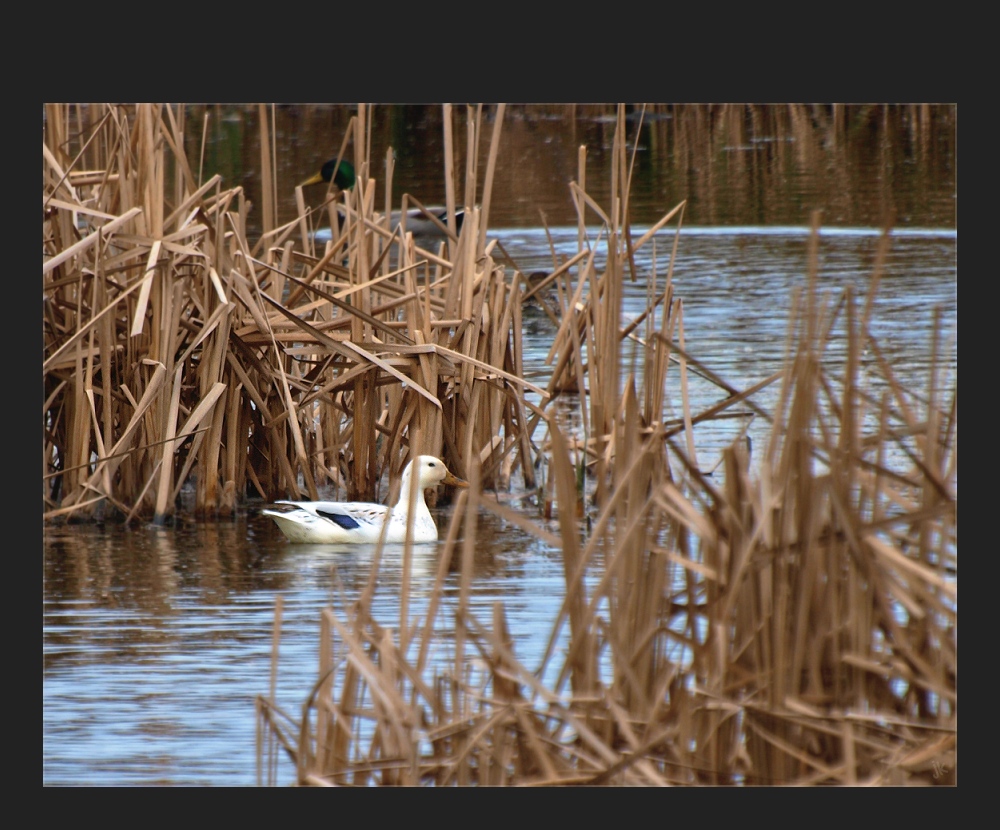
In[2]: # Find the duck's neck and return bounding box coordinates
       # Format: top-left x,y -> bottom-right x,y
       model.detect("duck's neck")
392,477 -> 432,531
396,474 -> 429,512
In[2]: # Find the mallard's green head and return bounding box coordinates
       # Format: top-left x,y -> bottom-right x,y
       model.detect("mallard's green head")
300,158 -> 356,190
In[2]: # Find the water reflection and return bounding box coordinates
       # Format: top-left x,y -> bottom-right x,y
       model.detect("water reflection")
52,104 -> 956,238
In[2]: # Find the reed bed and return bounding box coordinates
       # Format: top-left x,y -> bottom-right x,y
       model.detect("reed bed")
254,108 -> 957,785
43,103 -> 537,521
43,103 -> 956,785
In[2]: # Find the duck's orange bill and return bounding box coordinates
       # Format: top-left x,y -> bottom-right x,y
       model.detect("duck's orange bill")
444,471 -> 469,488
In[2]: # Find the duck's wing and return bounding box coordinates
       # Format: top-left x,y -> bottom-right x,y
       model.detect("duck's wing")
274,500 -> 390,531
396,207 -> 463,237
312,207 -> 464,244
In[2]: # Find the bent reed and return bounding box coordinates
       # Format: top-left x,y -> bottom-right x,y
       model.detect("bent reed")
44,104 -> 956,785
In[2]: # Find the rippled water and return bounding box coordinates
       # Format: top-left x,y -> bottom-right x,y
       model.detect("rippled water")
43,509 -> 565,785
511,225 -> 958,472
43,224 -> 956,786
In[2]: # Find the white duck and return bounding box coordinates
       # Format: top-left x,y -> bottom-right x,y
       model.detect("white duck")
262,455 -> 467,544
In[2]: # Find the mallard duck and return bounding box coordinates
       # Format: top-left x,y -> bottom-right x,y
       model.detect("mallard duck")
303,157 -> 464,239
261,455 -> 467,544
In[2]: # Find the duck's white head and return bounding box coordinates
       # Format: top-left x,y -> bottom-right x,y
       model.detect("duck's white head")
403,455 -> 468,492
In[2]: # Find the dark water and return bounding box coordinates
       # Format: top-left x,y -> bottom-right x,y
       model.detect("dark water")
43,105 -> 957,786
123,103 -> 956,233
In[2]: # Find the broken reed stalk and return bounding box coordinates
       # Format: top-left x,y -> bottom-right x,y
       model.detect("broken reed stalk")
255,105 -> 955,786
43,103 -> 533,522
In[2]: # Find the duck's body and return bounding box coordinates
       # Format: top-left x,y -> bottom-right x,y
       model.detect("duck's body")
312,207 -> 464,245
262,456 -> 466,544
392,205 -> 465,238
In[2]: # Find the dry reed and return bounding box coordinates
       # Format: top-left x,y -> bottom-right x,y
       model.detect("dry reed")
43,103 -> 536,522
